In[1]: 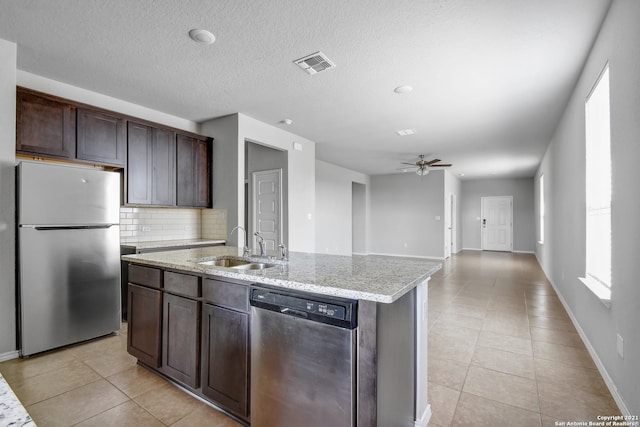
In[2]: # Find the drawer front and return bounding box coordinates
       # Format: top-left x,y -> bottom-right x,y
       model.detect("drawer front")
203,279 -> 249,312
128,264 -> 162,289
164,271 -> 200,297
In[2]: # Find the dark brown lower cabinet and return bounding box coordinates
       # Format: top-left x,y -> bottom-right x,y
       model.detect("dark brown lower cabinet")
127,284 -> 162,368
161,293 -> 201,388
201,303 -> 249,418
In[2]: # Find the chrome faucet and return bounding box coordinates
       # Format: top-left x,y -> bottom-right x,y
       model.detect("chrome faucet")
254,232 -> 266,257
231,226 -> 250,256
278,243 -> 288,261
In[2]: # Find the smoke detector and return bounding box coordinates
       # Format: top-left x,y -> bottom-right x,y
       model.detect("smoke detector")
294,51 -> 336,75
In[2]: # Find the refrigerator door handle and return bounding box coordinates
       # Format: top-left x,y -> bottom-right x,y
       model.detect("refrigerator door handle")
30,224 -> 117,231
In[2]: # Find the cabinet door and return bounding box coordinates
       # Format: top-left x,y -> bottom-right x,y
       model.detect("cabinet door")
201,303 -> 249,418
77,108 -> 125,166
126,123 -> 175,206
127,122 -> 153,204
127,284 -> 162,368
162,293 -> 201,388
151,127 -> 175,205
176,134 -> 211,208
16,89 -> 76,158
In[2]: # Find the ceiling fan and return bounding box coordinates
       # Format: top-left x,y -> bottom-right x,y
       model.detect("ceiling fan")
400,154 -> 452,176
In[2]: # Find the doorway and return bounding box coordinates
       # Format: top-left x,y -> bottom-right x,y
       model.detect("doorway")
445,193 -> 456,257
245,141 -> 288,252
251,169 -> 282,253
481,196 -> 513,252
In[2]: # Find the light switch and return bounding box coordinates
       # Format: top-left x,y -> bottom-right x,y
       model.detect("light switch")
435,216 -> 441,220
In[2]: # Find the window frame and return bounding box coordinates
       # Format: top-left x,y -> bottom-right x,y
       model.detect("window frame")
579,63 -> 612,307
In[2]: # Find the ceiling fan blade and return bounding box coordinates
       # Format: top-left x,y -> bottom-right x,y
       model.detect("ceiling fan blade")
425,158 -> 441,165
430,163 -> 452,167
400,162 -> 418,166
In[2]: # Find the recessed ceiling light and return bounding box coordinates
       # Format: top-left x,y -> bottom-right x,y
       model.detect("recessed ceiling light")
395,129 -> 416,136
188,29 -> 216,45
394,85 -> 413,94
459,173 -> 465,177
280,118 -> 293,125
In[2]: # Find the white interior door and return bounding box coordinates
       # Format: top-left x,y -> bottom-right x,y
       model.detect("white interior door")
481,196 -> 513,252
252,169 -> 282,253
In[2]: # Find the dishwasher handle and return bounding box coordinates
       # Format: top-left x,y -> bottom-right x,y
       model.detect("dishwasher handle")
280,307 -> 308,319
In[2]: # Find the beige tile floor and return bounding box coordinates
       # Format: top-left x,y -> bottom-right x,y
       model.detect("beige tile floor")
0,323 -> 242,426
426,251 -> 620,427
0,250 -> 620,426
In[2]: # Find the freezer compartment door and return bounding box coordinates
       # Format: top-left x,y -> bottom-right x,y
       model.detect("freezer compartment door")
18,226 -> 121,356
18,161 -> 120,225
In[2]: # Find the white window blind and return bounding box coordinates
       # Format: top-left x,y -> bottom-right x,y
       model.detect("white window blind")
583,65 -> 611,301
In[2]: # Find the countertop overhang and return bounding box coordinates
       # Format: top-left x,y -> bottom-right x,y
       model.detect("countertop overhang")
121,246 -> 441,303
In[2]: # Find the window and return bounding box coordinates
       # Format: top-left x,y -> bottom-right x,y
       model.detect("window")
581,64 -> 611,304
538,174 -> 544,244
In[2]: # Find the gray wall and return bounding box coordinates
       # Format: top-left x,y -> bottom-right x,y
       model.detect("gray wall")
201,114 -> 241,245
461,178 -> 535,252
352,182 -> 367,254
315,160 -> 369,255
0,39 -> 16,357
369,171 -> 445,259
535,0 -> 639,415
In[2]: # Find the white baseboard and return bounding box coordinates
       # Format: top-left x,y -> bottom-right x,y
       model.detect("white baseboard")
351,252 -> 368,256
462,247 -> 482,251
368,252 -> 445,261
513,250 -> 535,254
415,404 -> 432,427
541,266 -> 631,416
0,350 -> 19,362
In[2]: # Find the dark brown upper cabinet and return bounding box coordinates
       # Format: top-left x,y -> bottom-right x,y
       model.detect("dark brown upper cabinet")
176,134 -> 212,208
76,108 -> 125,167
127,121 -> 175,206
16,88 -> 76,159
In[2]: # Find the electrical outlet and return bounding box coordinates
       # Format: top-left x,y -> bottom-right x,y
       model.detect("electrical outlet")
435,216 -> 441,220
616,333 -> 624,358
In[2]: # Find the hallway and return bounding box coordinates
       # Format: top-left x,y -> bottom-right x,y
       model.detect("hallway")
427,250 -> 620,426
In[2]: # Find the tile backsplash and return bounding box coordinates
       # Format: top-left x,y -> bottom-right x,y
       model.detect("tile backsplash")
119,207 -> 227,243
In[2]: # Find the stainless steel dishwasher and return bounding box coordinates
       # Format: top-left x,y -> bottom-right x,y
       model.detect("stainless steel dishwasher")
250,286 -> 358,427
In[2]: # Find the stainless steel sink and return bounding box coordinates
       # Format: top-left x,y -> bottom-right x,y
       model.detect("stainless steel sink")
196,258 -> 276,270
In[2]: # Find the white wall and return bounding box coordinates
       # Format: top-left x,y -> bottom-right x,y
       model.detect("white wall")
201,113 -> 317,253
314,160 -> 369,255
535,0 -> 640,416
369,171 -> 445,259
461,178 -> 535,252
0,39 -> 17,358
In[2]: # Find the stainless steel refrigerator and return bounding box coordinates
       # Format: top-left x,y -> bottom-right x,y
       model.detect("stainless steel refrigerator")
17,161 -> 121,357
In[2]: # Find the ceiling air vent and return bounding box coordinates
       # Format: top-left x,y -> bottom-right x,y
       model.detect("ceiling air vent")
294,51 -> 336,75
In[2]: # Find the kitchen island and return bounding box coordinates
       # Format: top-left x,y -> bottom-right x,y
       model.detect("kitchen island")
122,246 -> 440,427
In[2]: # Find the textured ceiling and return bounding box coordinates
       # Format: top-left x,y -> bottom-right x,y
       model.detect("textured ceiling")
0,0 -> 611,178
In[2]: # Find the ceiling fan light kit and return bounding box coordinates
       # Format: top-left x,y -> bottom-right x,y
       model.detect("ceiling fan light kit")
400,154 -> 452,177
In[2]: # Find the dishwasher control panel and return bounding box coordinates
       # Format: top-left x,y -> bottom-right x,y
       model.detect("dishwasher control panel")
250,287 -> 357,329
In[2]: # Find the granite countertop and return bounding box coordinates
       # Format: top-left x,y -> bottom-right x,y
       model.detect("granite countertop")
121,238 -> 226,251
0,373 -> 35,426
121,246 -> 441,303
